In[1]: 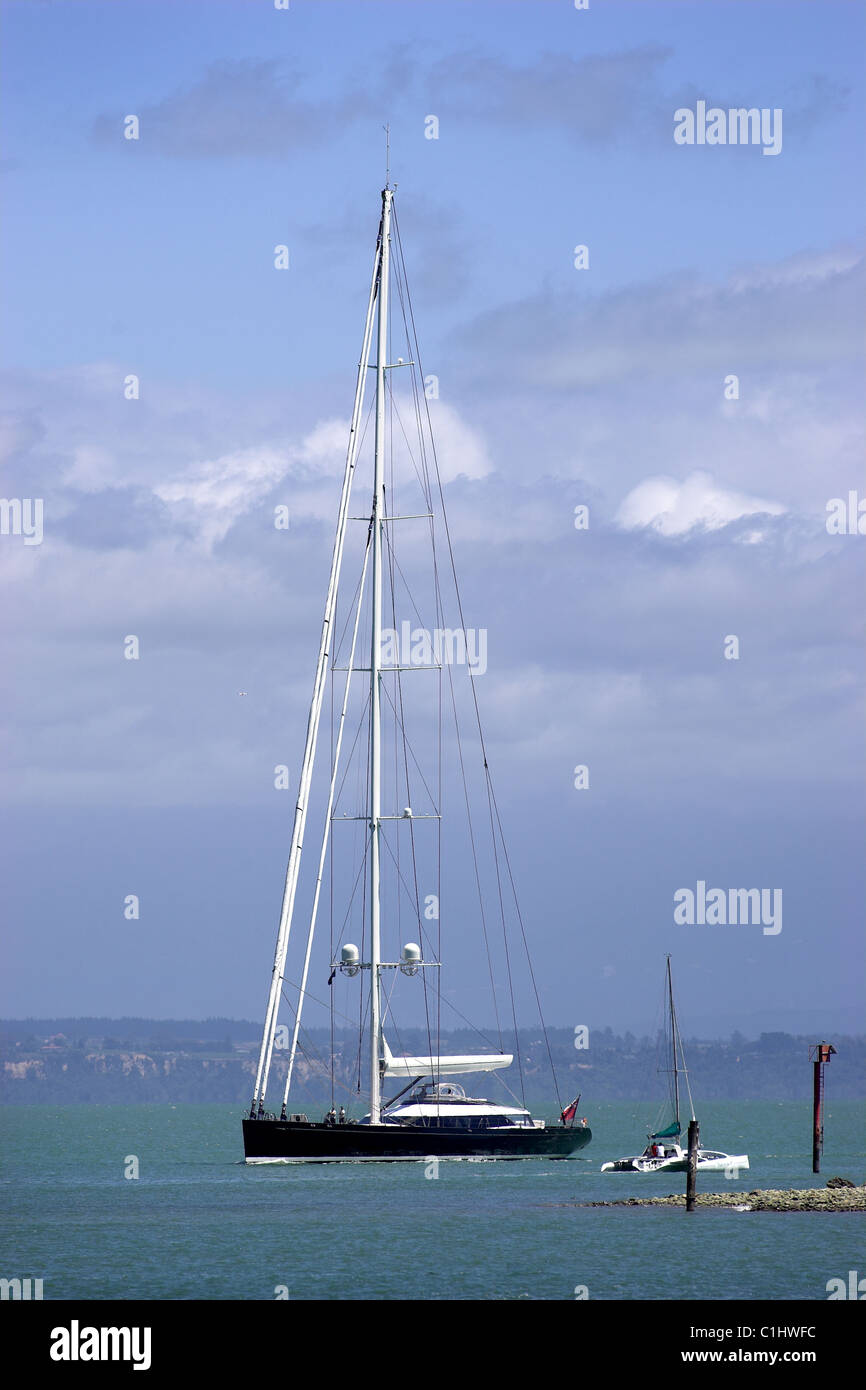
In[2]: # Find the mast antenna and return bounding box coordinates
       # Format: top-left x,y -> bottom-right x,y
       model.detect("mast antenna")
384,122 -> 390,188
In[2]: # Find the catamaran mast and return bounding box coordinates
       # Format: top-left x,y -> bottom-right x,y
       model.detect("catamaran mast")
666,954 -> 696,1130
666,955 -> 680,1133
369,185 -> 392,1125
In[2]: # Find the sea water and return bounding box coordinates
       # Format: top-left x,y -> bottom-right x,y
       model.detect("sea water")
1,1101 -> 862,1301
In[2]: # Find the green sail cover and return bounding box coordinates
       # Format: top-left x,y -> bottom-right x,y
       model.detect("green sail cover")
652,1123 -> 681,1139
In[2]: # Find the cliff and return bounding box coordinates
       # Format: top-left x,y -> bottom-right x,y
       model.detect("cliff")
1,1022 -> 863,1104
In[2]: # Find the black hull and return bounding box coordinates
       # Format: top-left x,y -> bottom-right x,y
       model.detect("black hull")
243,1117 -> 592,1162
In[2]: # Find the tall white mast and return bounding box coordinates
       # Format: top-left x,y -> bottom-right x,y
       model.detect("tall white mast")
249,222 -> 382,1117
280,539 -> 370,1115
369,184 -> 392,1125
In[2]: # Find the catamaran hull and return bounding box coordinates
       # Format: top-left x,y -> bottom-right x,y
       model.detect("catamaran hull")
652,1153 -> 749,1174
601,1152 -> 749,1174
243,1118 -> 591,1163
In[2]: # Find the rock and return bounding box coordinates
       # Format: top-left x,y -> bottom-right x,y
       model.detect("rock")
565,1186 -> 866,1213
826,1176 -> 856,1189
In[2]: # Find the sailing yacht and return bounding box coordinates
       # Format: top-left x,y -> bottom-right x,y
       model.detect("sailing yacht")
601,957 -> 748,1174
242,180 -> 591,1163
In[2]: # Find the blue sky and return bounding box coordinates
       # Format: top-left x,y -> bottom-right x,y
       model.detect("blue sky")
1,0 -> 864,1038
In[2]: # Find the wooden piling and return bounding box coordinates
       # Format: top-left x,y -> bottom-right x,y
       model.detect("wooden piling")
812,1054 -> 822,1173
686,1118 -> 699,1212
809,1042 -> 836,1174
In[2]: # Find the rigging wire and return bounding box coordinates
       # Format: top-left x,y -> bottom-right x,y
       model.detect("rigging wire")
384,338 -> 503,1047
392,203 -> 564,1108
279,987 -> 365,1105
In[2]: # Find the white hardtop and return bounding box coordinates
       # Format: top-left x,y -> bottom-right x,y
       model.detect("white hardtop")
388,1102 -> 531,1118
381,1037 -> 513,1078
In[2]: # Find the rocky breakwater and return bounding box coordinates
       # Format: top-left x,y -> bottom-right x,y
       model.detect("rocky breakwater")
582,1178 -> 866,1212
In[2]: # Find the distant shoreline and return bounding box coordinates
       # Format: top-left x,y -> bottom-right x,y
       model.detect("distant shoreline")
2,1022 -> 863,1104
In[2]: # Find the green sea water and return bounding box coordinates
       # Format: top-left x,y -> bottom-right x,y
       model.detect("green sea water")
1,1101 -> 863,1301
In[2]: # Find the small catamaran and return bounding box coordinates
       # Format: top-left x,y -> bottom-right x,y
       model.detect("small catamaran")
601,956 -> 748,1174
242,176 -> 591,1163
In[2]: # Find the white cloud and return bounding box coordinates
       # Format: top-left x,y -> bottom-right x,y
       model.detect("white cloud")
614,470 -> 786,537
729,246 -> 862,293
147,401 -> 491,551
426,400 -> 492,483
154,446 -> 290,549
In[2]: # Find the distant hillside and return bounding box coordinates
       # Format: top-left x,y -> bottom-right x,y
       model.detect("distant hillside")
1,1020 -> 862,1104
